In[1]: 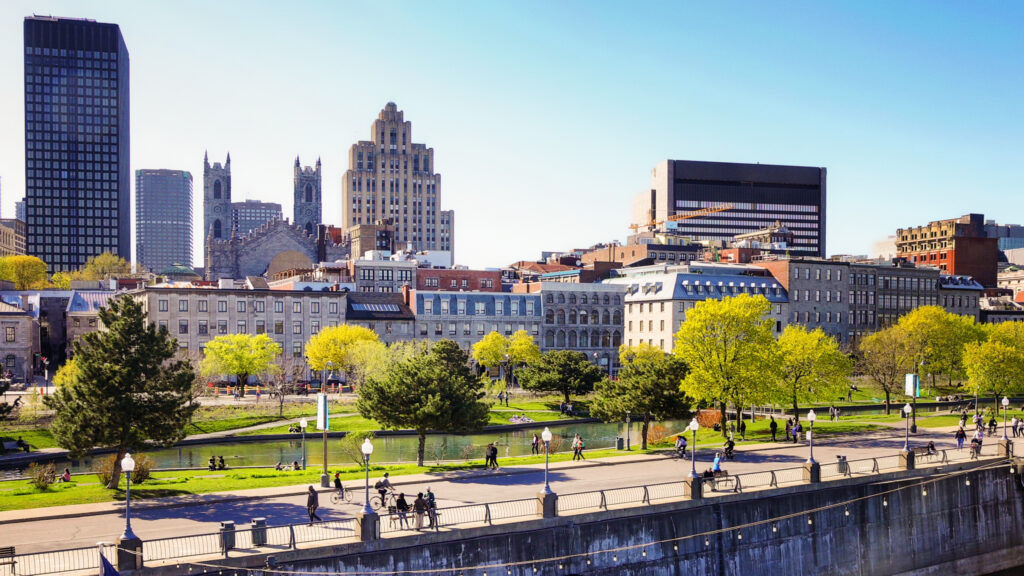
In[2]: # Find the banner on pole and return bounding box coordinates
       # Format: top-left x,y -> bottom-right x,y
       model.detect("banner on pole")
904,374 -> 919,397
316,393 -> 329,431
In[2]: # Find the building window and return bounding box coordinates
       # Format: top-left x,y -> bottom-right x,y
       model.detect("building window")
256,320 -> 265,334
4,327 -> 14,342
218,300 -> 228,313
274,301 -> 284,313
218,320 -> 228,334
179,300 -> 188,312
311,321 -> 320,334
198,320 -> 208,335
457,300 -> 466,314
198,300 -> 208,312
274,321 -> 284,334
158,299 -> 168,312
311,301 -> 320,314
255,300 -> 265,313
293,302 -> 302,313
293,322 -> 302,334
441,300 -> 450,314
293,342 -> 302,358
238,321 -> 247,333
237,301 -> 246,313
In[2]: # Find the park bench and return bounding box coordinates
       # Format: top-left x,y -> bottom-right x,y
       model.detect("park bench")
706,470 -> 736,492
911,446 -> 940,462
2,441 -> 24,453
0,546 -> 16,573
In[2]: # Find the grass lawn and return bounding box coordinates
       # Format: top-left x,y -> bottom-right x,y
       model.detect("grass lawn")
0,427 -> 57,450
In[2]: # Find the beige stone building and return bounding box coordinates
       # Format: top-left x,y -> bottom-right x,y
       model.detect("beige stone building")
0,300 -> 39,378
341,103 -> 454,259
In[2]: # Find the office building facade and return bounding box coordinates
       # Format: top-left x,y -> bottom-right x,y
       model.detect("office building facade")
24,16 -> 131,271
136,169 -> 192,272
635,160 -> 827,257
341,103 -> 455,256
232,200 -> 282,236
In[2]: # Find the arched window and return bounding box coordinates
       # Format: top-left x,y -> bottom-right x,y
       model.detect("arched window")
557,294 -> 565,303
545,330 -> 555,347
580,294 -> 588,305
592,310 -> 601,324
546,294 -> 554,304
614,296 -> 621,305
213,219 -> 222,239
602,331 -> 611,347
568,310 -> 577,324
602,310 -> 611,324
579,310 -> 588,325
545,309 -> 554,324
568,331 -> 578,348
213,180 -> 222,199
555,310 -> 566,325
569,294 -> 577,304
305,221 -> 313,235
612,310 -> 622,324
556,330 -> 566,347
304,183 -> 313,203
579,330 -> 589,347
612,331 -> 622,347
603,295 -> 610,305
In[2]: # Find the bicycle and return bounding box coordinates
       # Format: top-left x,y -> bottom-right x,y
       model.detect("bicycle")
330,487 -> 353,505
370,489 -> 398,511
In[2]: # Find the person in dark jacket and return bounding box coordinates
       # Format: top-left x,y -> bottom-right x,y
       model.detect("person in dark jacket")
307,486 -> 322,524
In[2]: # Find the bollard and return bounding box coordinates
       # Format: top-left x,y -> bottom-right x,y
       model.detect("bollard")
251,517 -> 267,547
220,521 -> 236,552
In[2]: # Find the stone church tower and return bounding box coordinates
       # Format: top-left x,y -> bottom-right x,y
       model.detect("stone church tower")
293,157 -> 322,236
203,152 -> 232,254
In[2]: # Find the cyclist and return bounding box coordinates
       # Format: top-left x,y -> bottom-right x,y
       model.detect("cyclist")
674,435 -> 687,459
333,471 -> 345,500
374,472 -> 393,506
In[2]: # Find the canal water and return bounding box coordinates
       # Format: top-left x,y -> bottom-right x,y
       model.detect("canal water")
64,420 -> 688,472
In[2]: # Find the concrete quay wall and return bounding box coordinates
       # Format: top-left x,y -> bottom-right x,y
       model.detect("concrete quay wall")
144,461 -> 1024,576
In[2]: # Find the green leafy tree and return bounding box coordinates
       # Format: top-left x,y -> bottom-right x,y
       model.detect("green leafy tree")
674,294 -> 779,437
898,306 -> 987,386
964,323 -> 1024,413
305,324 -> 380,384
50,271 -> 71,290
517,349 -> 605,404
592,345 -> 690,449
858,325 -> 914,415
0,255 -> 49,290
471,331 -> 508,370
775,325 -> 852,418
43,297 -> 197,488
52,358 -> 81,388
0,379 -> 10,420
507,329 -> 541,369
344,338 -> 390,388
200,333 -> 281,388
70,252 -> 132,281
357,340 -> 489,465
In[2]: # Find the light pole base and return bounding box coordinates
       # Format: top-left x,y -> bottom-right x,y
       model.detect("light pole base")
998,439 -> 1014,459
320,474 -> 330,488
899,449 -> 916,471
116,536 -> 143,572
356,511 -> 379,542
537,491 -> 557,518
684,476 -> 703,500
802,461 -> 820,483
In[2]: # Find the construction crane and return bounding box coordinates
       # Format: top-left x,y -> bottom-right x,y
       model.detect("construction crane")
629,203 -> 734,233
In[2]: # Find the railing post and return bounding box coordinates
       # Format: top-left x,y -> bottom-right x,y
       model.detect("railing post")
769,471 -> 777,487
871,459 -> 879,473
600,490 -> 607,510
642,486 -> 650,504
288,525 -> 296,549
734,475 -> 743,493
484,504 -> 492,525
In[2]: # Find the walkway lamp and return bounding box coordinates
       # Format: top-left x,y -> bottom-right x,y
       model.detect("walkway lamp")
361,438 -> 374,514
806,410 -> 817,464
541,427 -> 553,494
903,404 -> 912,451
625,410 -> 631,451
300,418 -> 308,470
689,418 -> 699,479
1002,397 -> 1010,440
120,453 -> 137,541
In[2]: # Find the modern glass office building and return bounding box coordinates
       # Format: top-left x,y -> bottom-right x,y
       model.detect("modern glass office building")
637,160 -> 827,257
24,16 -> 130,271
136,169 -> 192,272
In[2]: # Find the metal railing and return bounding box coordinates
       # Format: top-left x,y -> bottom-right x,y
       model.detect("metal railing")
0,544 -> 118,576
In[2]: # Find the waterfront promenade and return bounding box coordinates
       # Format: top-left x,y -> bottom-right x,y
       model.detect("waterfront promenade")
0,423 -> 985,555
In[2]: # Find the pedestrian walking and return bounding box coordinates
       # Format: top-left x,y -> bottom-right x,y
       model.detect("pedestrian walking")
413,493 -> 428,530
784,418 -> 792,442
531,434 -> 540,455
307,486 -> 322,524
489,443 -> 500,470
792,421 -> 802,444
395,493 -> 410,529
497,391 -> 505,406
738,419 -> 746,441
484,443 -> 494,469
572,434 -> 586,460
426,486 -> 438,527
769,416 -> 778,442
955,426 -> 966,451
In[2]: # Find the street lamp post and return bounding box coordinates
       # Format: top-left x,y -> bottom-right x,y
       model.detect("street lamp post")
120,453 -> 136,541
625,410 -> 631,451
361,438 -> 374,514
1002,397 -> 1010,440
300,418 -> 308,470
806,410 -> 817,464
116,452 -> 142,570
541,427 -> 553,494
503,354 -> 511,406
689,418 -> 699,479
903,403 -> 912,451
357,438 -> 378,541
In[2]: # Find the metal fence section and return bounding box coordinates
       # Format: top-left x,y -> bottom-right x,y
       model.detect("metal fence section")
556,490 -> 604,514
732,470 -> 778,491
1,544 -> 118,576
144,532 -> 221,562
292,520 -> 357,544
645,481 -> 687,503
846,457 -> 880,475
875,455 -> 902,472
603,485 -> 647,508
772,466 -> 805,486
488,498 -> 539,522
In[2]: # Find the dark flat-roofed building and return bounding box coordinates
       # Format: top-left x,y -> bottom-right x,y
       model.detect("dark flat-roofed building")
635,160 -> 827,257
24,16 -> 130,270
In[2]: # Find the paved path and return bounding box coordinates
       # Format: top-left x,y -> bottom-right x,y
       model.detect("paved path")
1,425 -> 998,554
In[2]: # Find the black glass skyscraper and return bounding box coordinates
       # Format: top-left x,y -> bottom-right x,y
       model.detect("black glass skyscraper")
24,16 -> 130,271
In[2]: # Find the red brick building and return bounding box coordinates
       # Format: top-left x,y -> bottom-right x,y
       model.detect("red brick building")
416,268 -> 502,292
896,213 -> 998,287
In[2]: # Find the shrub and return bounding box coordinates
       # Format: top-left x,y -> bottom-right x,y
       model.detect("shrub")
28,462 -> 55,491
337,431 -> 375,466
94,454 -> 116,487
646,424 -> 671,445
696,409 -> 721,429
131,454 -> 154,484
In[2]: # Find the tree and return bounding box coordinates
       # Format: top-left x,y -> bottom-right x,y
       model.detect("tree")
200,333 -> 281,388
50,271 -> 71,290
357,340 -> 489,465
52,358 -> 81,388
858,325 -> 914,415
898,306 -> 986,386
517,349 -> 605,404
964,322 -> 1024,413
0,255 -> 49,290
70,252 -> 132,281
592,345 -> 690,449
471,331 -> 508,370
345,339 -> 390,388
305,325 -> 380,384
775,325 -> 852,418
43,297 -> 197,488
0,378 -> 10,420
674,294 -> 779,437
506,329 -> 541,372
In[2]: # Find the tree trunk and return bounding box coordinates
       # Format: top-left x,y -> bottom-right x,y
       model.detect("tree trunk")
792,398 -> 800,423
417,431 -> 426,467
641,413 -> 650,450
107,451 -> 123,489
278,391 -> 285,418
563,388 -> 571,405
884,390 -> 891,415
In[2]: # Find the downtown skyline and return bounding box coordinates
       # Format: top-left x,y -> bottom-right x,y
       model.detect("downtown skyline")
0,0 -> 1022,270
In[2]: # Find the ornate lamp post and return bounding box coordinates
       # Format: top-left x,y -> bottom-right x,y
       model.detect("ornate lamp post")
538,427 -> 556,517
120,453 -> 137,541
361,438 -> 374,514
300,418 -> 308,470
688,418 -> 699,479
541,427 -> 553,494
806,410 -> 817,464
903,403 -> 912,451
625,410 -> 631,451
116,453 -> 142,569
356,438 -> 378,541
1002,397 -> 1010,440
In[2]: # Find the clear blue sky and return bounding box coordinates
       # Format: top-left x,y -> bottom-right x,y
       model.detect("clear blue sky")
0,1 -> 1021,269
